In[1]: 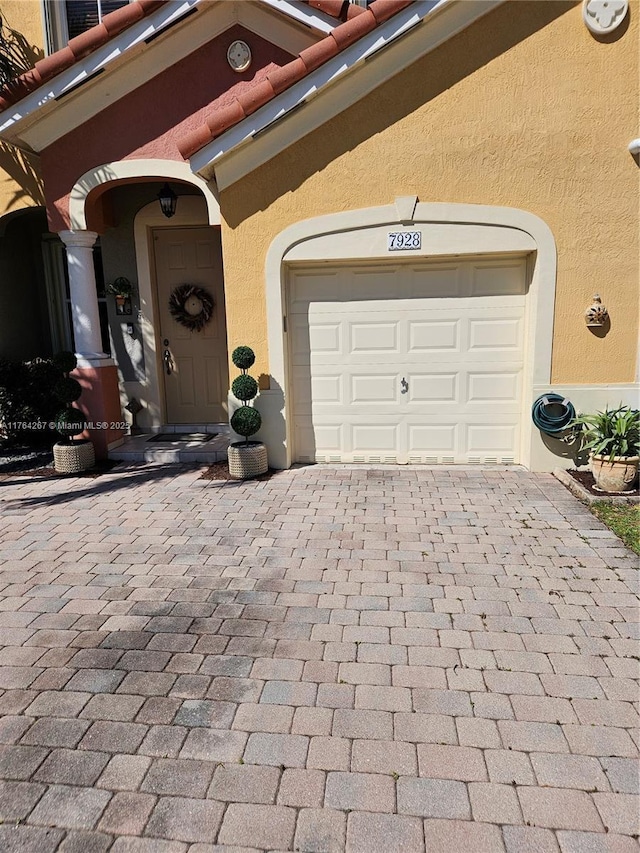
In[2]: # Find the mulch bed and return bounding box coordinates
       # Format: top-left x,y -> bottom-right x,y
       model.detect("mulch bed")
567,468 -> 639,497
199,461 -> 278,482
0,442 -> 120,480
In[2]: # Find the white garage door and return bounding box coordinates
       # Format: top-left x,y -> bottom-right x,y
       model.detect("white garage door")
288,257 -> 528,465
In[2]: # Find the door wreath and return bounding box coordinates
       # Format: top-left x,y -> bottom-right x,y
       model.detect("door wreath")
168,284 -> 214,331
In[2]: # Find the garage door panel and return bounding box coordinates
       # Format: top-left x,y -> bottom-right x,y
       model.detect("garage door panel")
292,271 -> 343,303
467,423 -> 518,453
470,262 -> 527,296
469,317 -> 522,351
409,424 -> 458,452
408,373 -> 458,403
308,322 -> 342,354
408,320 -> 460,352
351,374 -> 399,404
352,424 -> 399,451
349,322 -> 399,354
467,371 -> 521,403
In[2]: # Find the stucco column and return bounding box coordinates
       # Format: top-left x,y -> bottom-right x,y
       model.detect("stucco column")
58,229 -> 107,361
57,229 -> 125,458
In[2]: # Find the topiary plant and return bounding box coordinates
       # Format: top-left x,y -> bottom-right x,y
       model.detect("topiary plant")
230,346 -> 261,445
53,352 -> 87,445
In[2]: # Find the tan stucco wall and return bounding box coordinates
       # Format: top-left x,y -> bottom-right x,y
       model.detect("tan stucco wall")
219,0 -> 639,385
0,0 -> 44,216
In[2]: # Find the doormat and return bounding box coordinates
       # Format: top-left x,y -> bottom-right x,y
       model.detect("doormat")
147,433 -> 216,443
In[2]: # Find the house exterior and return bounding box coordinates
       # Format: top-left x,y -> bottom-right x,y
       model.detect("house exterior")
0,0 -> 637,467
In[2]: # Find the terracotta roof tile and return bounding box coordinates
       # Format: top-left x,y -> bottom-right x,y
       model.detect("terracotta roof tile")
331,8 -> 377,49
267,56 -> 308,94
67,24 -> 110,60
102,2 -> 145,36
306,0 -> 350,19
176,123 -> 213,160
34,46 -> 76,82
299,35 -> 340,73
237,79 -> 277,116
346,2 -> 368,18
370,0 -> 413,24
206,100 -> 246,137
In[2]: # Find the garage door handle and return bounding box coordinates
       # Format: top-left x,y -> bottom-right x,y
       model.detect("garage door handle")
401,377 -> 408,393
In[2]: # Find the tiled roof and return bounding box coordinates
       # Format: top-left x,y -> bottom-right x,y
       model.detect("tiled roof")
0,0 -> 414,155
0,0 -> 164,111
177,0 -> 413,158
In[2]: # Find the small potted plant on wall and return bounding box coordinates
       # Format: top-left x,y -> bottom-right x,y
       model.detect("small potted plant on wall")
52,352 -> 95,474
228,346 -> 268,480
571,405 -> 639,493
107,276 -> 134,315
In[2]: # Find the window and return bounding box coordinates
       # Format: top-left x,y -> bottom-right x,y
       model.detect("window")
43,0 -> 130,54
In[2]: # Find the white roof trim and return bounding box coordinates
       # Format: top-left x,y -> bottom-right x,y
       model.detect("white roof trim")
192,0 -> 504,186
260,0 -> 338,34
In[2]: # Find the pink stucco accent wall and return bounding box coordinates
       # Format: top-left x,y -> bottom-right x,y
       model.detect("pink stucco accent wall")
41,25 -> 294,232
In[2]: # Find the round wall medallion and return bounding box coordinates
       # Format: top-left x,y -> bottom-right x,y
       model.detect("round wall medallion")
583,0 -> 628,34
227,40 -> 252,72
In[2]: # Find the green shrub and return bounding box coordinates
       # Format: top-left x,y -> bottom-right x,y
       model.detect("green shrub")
231,374 -> 258,402
230,345 -> 262,444
0,350 -> 83,444
232,346 -> 255,371
231,405 -> 262,438
52,351 -> 77,374
54,406 -> 87,441
55,377 -> 83,404
570,406 -> 640,461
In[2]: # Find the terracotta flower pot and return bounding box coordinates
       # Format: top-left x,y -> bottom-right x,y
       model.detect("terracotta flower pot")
590,454 -> 639,493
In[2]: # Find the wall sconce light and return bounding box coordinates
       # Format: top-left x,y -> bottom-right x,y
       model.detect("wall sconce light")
158,183 -> 177,218
585,294 -> 609,327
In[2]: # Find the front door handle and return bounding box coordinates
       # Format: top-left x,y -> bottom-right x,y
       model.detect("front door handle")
163,348 -> 173,376
401,377 -> 409,394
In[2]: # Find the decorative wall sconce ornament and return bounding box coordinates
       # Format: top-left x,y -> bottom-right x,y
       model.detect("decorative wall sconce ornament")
583,0 -> 628,34
585,294 -> 609,327
158,183 -> 177,218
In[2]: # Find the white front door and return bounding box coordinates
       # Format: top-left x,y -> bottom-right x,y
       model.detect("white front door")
154,227 -> 228,423
289,256 -> 527,464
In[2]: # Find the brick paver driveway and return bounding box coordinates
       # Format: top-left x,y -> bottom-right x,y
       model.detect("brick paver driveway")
0,465 -> 638,852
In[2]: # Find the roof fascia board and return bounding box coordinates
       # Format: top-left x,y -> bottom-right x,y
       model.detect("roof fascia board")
197,0 -> 505,189
259,0 -> 338,34
0,0 -> 320,152
0,0 -> 204,145
235,3 -> 322,53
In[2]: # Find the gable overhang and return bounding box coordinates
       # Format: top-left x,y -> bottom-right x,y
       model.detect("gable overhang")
0,0 -> 331,154
192,0 -> 505,190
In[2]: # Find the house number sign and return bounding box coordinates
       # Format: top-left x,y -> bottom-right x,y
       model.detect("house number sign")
388,231 -> 421,251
